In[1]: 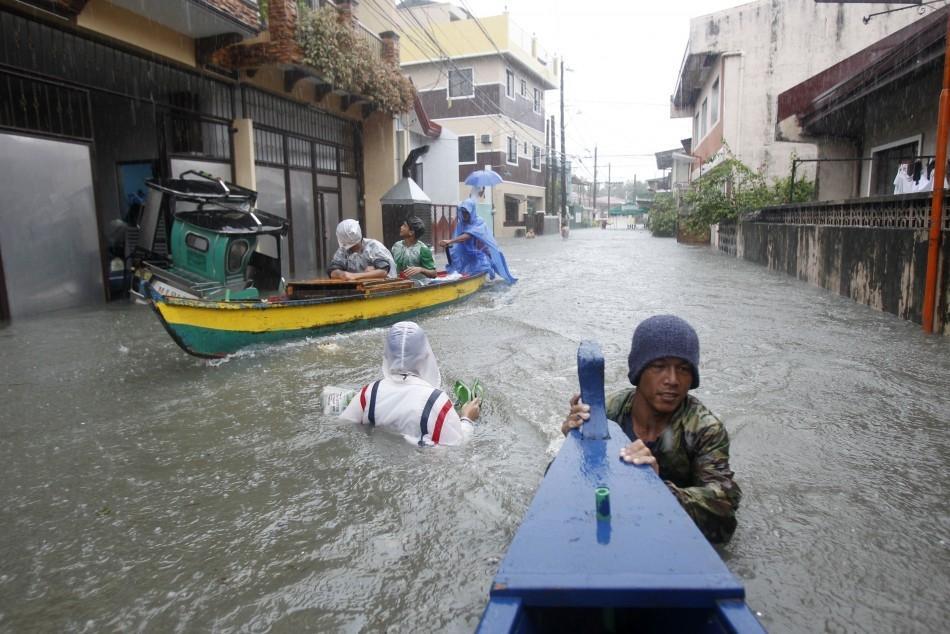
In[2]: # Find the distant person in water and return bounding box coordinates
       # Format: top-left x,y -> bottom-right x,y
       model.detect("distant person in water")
339,321 -> 480,446
560,315 -> 741,544
328,219 -> 397,281
391,216 -> 437,282
438,199 -> 517,283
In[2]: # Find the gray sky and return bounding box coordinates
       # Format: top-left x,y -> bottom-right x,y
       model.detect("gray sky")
461,0 -> 749,184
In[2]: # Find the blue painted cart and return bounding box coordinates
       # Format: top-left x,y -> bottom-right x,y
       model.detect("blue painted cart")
478,342 -> 765,633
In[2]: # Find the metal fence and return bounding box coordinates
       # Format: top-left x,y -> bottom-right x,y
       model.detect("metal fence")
355,22 -> 384,64
430,204 -> 457,254
752,192 -> 949,231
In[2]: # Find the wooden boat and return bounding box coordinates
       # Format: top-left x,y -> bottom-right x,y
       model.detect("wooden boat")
141,273 -> 486,358
131,171 -> 485,358
477,342 -> 765,633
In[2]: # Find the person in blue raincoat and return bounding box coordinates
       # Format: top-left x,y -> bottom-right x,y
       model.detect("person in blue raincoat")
438,199 -> 517,284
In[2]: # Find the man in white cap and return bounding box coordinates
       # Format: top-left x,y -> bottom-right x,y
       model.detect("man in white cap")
328,218 -> 397,281
339,321 -> 481,446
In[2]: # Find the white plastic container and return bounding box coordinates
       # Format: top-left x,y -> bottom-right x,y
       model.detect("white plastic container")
322,385 -> 357,415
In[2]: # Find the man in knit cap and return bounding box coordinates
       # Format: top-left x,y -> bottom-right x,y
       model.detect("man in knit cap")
561,314 -> 741,544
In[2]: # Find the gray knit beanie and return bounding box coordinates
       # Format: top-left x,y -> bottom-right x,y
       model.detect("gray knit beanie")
627,315 -> 700,389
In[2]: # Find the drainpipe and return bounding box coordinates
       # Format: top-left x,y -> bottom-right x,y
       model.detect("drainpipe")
923,14 -> 950,334
720,51 -> 744,159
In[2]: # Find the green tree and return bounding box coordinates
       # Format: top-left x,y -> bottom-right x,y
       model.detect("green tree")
681,153 -> 813,234
647,193 -> 677,237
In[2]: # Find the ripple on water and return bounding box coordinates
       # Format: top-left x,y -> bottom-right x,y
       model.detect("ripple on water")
1,230 -> 948,632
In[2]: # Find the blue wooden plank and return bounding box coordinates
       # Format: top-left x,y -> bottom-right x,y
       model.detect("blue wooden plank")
715,599 -> 768,634
488,340 -> 746,609
578,341 -> 608,440
477,597 -> 531,634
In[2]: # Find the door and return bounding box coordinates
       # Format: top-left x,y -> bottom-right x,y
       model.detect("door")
0,133 -> 103,318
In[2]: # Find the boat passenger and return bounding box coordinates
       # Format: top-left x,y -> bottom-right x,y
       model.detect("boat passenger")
328,219 -> 397,281
561,315 -> 742,544
391,216 -> 437,282
339,321 -> 481,446
438,199 -> 517,284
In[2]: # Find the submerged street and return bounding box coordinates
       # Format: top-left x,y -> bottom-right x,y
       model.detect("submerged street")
1,228 -> 949,633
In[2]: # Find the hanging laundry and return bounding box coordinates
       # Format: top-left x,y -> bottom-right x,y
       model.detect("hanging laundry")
893,164 -> 913,194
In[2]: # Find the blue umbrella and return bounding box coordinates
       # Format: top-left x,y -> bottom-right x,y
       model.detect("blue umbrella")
464,169 -> 503,187
464,169 -> 503,200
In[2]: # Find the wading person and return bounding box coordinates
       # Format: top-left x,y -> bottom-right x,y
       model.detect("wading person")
391,216 -> 437,282
439,199 -> 516,284
328,219 -> 397,281
561,314 -> 741,544
340,321 -> 481,446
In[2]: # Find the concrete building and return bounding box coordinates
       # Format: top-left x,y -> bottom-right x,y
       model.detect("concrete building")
396,0 -> 558,238
670,0 -> 922,185
0,0 -> 413,320
776,6 -> 949,201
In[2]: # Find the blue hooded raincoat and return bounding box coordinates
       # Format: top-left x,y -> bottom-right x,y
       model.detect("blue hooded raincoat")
446,199 -> 517,284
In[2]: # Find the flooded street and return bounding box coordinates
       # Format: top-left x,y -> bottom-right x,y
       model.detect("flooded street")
2,228 -> 949,633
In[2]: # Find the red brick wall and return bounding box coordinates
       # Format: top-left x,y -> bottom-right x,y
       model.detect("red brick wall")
204,0 -> 263,32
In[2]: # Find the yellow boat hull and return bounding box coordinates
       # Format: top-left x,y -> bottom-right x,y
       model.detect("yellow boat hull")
147,274 -> 487,357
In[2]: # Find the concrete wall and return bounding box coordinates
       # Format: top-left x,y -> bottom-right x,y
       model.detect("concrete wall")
77,0 -> 196,67
363,112 -> 397,242
737,222 -> 950,333
680,0 -> 921,182
411,128 -> 460,206
815,139 -> 861,201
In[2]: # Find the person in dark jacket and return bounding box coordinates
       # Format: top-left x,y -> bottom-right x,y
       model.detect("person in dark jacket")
561,314 -> 741,544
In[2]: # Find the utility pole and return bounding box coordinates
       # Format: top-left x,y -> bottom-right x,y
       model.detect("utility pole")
607,163 -> 612,225
544,120 -> 553,210
560,58 -> 568,223
550,114 -> 557,213
592,146 -> 598,220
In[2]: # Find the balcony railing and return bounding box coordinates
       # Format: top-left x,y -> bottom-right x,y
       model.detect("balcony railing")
750,192 -> 949,231
355,21 -> 384,64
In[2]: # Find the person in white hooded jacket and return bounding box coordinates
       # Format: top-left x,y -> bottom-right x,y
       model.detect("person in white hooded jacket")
339,322 -> 480,446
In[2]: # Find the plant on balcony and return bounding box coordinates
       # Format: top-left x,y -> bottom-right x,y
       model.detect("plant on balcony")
297,5 -> 415,114
682,151 -> 814,233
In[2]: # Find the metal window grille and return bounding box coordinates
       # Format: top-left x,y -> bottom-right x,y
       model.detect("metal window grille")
0,69 -> 92,140
0,10 -> 233,121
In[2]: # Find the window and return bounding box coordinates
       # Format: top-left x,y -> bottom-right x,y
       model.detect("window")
533,88 -> 542,114
506,69 -> 515,99
185,233 -> 209,252
532,145 -> 541,171
711,78 -> 720,124
700,98 -> 708,139
227,240 -> 250,273
507,136 -> 518,165
523,142 -> 528,155
520,79 -> 527,97
693,112 -> 700,143
869,136 -> 921,195
449,68 -> 474,98
458,135 -> 476,164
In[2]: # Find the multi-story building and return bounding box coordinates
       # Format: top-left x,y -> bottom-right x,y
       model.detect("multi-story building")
396,0 -> 557,238
670,0 -> 921,185
0,0 -> 412,320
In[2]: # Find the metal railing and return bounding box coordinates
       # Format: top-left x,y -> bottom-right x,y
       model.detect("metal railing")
354,21 -> 384,64
429,204 -> 457,254
751,192 -> 949,231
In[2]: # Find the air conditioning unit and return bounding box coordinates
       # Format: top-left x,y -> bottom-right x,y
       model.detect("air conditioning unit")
480,134 -> 492,145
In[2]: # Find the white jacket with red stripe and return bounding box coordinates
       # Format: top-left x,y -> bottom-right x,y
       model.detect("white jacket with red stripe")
339,374 -> 473,446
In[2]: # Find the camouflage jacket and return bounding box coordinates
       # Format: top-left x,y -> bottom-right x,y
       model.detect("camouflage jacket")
606,388 -> 741,544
